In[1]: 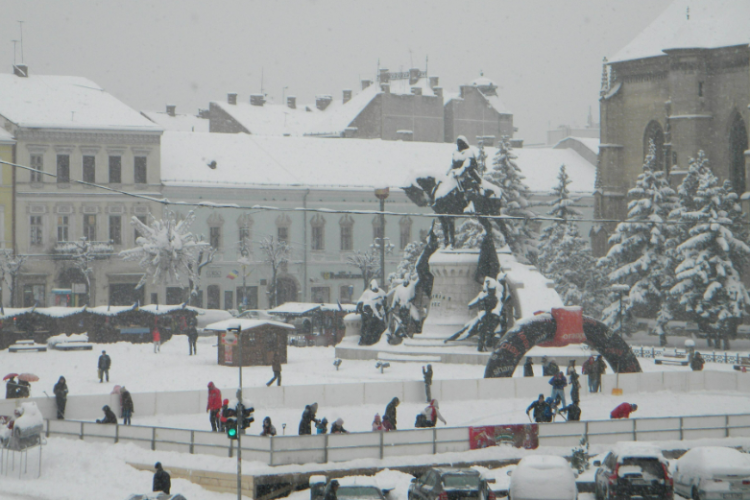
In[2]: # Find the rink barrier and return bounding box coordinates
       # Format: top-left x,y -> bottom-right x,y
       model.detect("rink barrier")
43,412 -> 750,466
3,369 -> 750,421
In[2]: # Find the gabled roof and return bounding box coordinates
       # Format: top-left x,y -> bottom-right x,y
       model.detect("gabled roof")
211,99 -> 327,137
0,74 -> 162,132
304,84 -> 380,136
610,0 -> 750,63
0,128 -> 14,144
141,111 -> 209,133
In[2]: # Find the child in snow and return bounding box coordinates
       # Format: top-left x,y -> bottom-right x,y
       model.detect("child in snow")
261,417 -> 277,436
316,417 -> 329,434
331,418 -> 348,434
372,414 -> 384,431
96,405 -> 117,424
416,399 -> 447,427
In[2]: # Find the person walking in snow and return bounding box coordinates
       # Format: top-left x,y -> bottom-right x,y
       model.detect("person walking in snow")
418,399 -> 447,428
384,397 -> 399,431
331,418 -> 348,434
549,371 -> 568,407
53,376 -> 68,419
206,382 -> 222,431
261,416 -> 277,437
152,322 -> 161,353
372,414 -> 384,432
152,462 -> 171,495
5,376 -> 20,399
187,315 -> 199,355
558,399 -> 582,421
582,356 -> 595,392
422,364 -> 433,402
120,386 -> 134,425
523,357 -> 534,377
299,403 -> 320,435
526,395 -> 549,423
691,352 -> 705,371
98,350 -> 111,383
569,371 -> 581,404
592,355 -> 606,393
267,353 -> 282,386
96,405 -> 117,424
610,403 -> 637,419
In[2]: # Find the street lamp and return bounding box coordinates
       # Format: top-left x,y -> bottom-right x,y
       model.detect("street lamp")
374,187 -> 389,284
227,325 -> 243,500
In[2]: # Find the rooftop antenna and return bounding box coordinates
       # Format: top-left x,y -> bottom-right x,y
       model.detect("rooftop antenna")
261,67 -> 264,95
18,21 -> 24,63
425,55 -> 429,77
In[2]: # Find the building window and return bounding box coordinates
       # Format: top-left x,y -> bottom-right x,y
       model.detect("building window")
340,285 -> 354,304
83,156 -> 96,183
277,226 -> 288,243
23,284 -> 45,307
109,156 -> 122,184
83,214 -> 96,241
57,155 -> 70,183
166,287 -> 188,305
224,290 -> 234,310
57,216 -> 69,242
399,216 -> 412,249
109,215 -> 122,245
698,81 -> 704,97
237,286 -> 258,309
311,286 -> 330,304
30,154 -> 43,183
30,216 -> 43,246
134,215 -> 147,243
134,156 -> 147,184
210,227 -> 221,249
207,285 -> 221,309
311,214 -> 326,251
151,293 -> 158,305
339,215 -> 353,251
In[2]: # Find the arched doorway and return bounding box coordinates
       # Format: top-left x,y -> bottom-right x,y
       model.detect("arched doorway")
643,121 -> 665,172
275,276 -> 298,306
729,112 -> 748,194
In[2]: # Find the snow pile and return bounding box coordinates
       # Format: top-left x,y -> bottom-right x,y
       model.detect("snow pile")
47,333 -> 89,347
509,455 -> 576,500
14,401 -> 44,431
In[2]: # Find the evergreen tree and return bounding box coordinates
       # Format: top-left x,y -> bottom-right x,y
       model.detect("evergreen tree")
671,169 -> 750,350
486,136 -> 537,262
387,240 -> 425,289
602,141 -> 678,339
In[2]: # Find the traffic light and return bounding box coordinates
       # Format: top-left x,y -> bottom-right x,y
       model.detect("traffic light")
224,406 -> 238,440
240,404 -> 255,430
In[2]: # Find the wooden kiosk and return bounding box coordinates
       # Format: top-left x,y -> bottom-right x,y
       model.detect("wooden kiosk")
206,318 -> 294,367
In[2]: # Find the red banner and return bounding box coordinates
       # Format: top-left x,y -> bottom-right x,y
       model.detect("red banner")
538,307 -> 586,347
468,424 -> 538,450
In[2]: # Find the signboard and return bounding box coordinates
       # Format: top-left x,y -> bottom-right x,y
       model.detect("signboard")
222,331 -> 238,346
468,424 -> 538,450
72,284 -> 87,294
224,345 -> 233,364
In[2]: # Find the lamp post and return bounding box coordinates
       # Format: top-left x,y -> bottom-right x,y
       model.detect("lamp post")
610,284 -> 630,337
374,187 -> 389,284
227,325 -> 243,500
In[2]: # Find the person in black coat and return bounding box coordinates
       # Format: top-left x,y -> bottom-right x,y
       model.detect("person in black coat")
6,377 -> 19,399
17,379 -> 30,398
53,376 -> 68,419
98,350 -> 111,383
120,387 -> 134,426
325,480 -> 339,500
526,394 -> 549,423
384,397 -> 399,430
422,364 -> 433,402
153,462 -> 171,495
96,405 -> 117,424
523,357 -> 534,377
187,316 -> 199,355
299,403 -> 319,435
558,400 -> 582,421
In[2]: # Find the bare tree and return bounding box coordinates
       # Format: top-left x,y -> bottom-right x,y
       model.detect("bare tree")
346,249 -> 379,289
259,236 -> 290,308
0,250 -> 27,309
189,242 -> 217,306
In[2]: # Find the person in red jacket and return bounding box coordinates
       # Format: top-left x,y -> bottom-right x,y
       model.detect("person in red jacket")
152,323 -> 161,353
610,403 -> 638,419
206,382 -> 222,431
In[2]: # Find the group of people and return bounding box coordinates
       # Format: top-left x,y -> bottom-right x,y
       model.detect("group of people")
95,386 -> 134,425
4,376 -> 31,399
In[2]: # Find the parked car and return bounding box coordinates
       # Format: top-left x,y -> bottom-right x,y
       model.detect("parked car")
409,467 -> 494,500
508,455 -> 577,500
594,443 -> 673,500
336,476 -> 394,500
673,446 -> 750,500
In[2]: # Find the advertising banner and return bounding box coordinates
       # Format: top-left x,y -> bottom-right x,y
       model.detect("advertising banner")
468,424 -> 538,450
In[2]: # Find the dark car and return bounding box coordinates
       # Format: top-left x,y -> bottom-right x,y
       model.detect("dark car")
409,468 -> 494,500
594,444 -> 673,500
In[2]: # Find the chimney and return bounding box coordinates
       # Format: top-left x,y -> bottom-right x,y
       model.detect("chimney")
227,93 -> 238,105
361,79 -> 372,90
166,105 -> 176,117
411,87 -> 422,96
287,96 -> 296,109
429,76 -> 439,89
316,95 -> 333,111
343,90 -> 352,104
378,68 -> 390,84
409,68 -> 420,85
250,94 -> 265,106
433,87 -> 443,99
13,64 -> 28,78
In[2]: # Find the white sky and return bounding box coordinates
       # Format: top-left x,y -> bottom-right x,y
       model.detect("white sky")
0,0 -> 673,144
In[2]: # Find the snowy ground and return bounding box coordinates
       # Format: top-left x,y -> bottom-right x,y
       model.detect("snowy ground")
0,335 -> 737,400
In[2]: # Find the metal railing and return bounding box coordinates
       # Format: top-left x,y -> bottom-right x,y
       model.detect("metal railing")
630,345 -> 747,364
45,411 -> 750,467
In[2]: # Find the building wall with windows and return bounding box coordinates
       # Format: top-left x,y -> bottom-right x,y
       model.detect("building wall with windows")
0,129 -> 14,249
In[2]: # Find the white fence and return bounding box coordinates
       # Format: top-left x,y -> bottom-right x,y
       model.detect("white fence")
4,370 -> 750,422
44,412 -> 750,467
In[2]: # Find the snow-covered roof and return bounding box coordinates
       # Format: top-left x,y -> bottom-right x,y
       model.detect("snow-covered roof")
268,302 -> 321,316
0,74 -> 162,132
141,111 -> 209,133
203,318 -> 295,332
161,132 -> 596,194
88,305 -> 137,316
612,442 -> 666,461
34,306 -> 87,318
305,84 -> 381,136
0,128 -> 14,144
211,99 -> 327,137
0,307 -> 34,320
553,136 -> 600,156
609,0 -> 750,63
139,304 -> 195,315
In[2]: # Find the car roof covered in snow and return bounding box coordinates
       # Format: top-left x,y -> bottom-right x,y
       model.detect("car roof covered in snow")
337,476 -> 384,488
204,318 -> 295,332
609,0 -> 750,64
611,442 -> 666,461
678,446 -> 750,475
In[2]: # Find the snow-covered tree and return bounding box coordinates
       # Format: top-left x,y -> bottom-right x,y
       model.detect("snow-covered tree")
259,236 -> 290,308
0,250 -> 26,308
602,141 -> 678,339
188,244 -> 217,307
120,210 -> 210,293
387,241 -> 425,289
486,136 -> 536,262
537,166 -> 608,318
670,168 -> 750,350
72,238 -> 95,305
347,249 -> 379,289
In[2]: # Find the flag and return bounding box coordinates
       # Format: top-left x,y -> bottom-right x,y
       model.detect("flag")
226,270 -> 239,280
